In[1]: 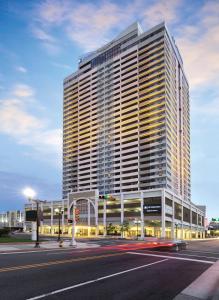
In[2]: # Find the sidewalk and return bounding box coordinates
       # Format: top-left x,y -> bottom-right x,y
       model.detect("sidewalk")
0,240 -> 100,253
174,260 -> 219,300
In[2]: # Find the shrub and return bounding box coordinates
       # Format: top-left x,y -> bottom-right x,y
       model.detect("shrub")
0,228 -> 10,237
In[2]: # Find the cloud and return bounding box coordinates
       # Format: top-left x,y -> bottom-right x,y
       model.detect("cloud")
51,62 -> 71,69
0,85 -> 62,166
176,1 -> 219,88
32,27 -> 56,43
142,0 -> 182,27
16,66 -> 27,73
0,97 -> 44,136
35,0 -> 69,25
31,0 -> 218,89
31,0 -> 183,53
31,27 -> 60,54
12,84 -> 34,98
34,0 -> 180,52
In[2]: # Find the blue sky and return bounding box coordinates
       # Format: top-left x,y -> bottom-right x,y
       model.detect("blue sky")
0,0 -> 218,219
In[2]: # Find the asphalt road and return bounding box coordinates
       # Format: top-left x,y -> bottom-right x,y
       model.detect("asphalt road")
0,239 -> 218,300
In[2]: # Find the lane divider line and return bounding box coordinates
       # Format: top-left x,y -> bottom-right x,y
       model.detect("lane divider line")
0,252 -> 125,273
126,251 -> 214,264
26,258 -> 169,300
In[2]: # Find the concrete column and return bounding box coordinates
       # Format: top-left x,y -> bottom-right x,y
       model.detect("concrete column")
120,194 -> 124,238
103,200 -> 106,237
171,221 -> 175,239
190,205 -> 192,237
171,198 -> 175,239
95,195 -> 99,236
161,189 -> 166,238
140,192 -> 144,240
51,202 -> 53,234
88,201 -> 90,237
181,201 -> 184,239
88,201 -> 91,227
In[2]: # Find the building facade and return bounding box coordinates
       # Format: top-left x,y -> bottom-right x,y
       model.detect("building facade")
26,22 -> 205,239
0,210 -> 24,228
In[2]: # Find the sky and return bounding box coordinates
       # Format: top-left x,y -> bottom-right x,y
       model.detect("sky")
0,0 -> 218,219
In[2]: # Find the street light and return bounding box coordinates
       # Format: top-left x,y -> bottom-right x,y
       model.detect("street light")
23,187 -> 46,248
23,187 -> 36,200
54,207 -> 64,242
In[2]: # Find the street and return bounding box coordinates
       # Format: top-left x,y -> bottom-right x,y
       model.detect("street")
0,239 -> 218,300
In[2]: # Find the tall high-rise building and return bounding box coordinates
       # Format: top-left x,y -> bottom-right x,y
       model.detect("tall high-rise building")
63,22 -> 190,202
62,22 -> 205,239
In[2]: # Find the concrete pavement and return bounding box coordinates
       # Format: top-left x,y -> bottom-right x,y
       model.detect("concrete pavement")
0,240 -> 100,252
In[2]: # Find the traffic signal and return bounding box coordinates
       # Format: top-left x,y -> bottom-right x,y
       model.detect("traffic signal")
99,194 -> 116,201
99,194 -> 110,200
75,208 -> 80,222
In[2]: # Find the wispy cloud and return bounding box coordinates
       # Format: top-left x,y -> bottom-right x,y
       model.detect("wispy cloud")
16,66 -> 27,73
33,0 -> 179,52
31,27 -> 60,54
51,62 -> 71,69
142,0 -> 182,27
176,0 -> 219,88
0,84 -> 61,166
12,84 -> 34,98
31,0 -> 219,90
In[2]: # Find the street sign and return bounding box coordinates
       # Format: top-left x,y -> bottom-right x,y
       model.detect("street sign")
211,218 -> 219,222
26,210 -> 37,221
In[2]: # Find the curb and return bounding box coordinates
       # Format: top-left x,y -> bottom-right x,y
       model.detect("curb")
174,260 -> 219,300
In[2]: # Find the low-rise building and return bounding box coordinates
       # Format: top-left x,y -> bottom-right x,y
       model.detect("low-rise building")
0,210 -> 24,228
24,189 -> 205,239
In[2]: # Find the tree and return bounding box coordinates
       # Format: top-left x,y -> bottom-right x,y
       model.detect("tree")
120,220 -> 130,237
106,223 -> 116,235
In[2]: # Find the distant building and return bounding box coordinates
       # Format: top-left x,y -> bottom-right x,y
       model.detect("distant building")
0,210 -> 24,228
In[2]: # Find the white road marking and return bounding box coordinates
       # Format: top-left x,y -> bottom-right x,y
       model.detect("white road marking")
182,249 -> 219,255
127,251 -> 214,264
47,250 -> 90,255
26,258 -> 168,300
138,249 -> 219,260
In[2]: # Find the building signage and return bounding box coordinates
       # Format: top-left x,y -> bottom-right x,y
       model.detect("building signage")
25,210 -> 37,222
143,204 -> 161,214
211,218 -> 219,222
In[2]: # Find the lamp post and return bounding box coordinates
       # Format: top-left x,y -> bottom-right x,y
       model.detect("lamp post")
55,207 -> 64,242
23,187 -> 46,248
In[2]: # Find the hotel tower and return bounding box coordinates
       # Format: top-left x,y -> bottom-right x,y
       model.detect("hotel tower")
60,22 -> 205,239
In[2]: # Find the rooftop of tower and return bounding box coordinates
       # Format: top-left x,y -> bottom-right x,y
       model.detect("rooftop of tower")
64,21 -> 185,84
